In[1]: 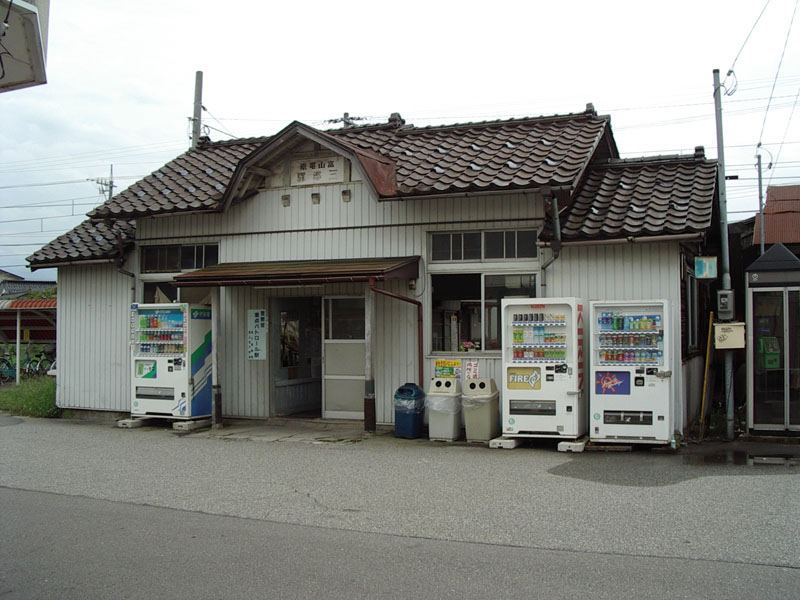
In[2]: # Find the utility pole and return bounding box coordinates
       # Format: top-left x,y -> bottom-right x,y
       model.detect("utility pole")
757,153 -> 765,255
191,71 -> 203,149
713,68 -> 735,440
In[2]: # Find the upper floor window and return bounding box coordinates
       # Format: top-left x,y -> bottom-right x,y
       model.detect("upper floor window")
431,230 -> 537,262
141,244 -> 219,273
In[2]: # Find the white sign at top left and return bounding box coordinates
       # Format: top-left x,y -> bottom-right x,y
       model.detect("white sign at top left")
290,156 -> 344,186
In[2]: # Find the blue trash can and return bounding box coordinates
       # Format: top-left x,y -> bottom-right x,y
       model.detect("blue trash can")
394,383 -> 426,439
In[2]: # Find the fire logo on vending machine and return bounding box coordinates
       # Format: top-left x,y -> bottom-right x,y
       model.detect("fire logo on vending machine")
507,367 -> 542,390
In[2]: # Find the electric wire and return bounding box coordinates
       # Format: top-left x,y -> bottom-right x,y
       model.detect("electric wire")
757,0 -> 798,145
767,83 -> 800,187
202,105 -> 237,139
723,0 -> 772,95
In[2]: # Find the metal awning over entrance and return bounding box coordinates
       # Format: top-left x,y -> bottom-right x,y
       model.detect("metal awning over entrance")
0,299 -> 57,344
173,256 -> 420,287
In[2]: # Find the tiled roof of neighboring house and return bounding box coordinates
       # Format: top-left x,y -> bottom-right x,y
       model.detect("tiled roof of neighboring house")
0,269 -> 23,282
27,219 -> 135,270
0,280 -> 56,298
88,109 -> 613,220
548,150 -> 717,241
753,185 -> 800,245
88,137 -> 267,220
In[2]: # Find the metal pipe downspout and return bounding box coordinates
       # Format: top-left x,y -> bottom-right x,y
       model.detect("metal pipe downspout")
368,277 -> 423,387
540,193 -> 562,294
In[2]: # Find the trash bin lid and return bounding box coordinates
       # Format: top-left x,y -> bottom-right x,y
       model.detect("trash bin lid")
394,383 -> 426,400
426,377 -> 461,396
462,378 -> 498,397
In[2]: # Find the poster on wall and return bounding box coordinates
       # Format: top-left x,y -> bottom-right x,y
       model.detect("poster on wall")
247,309 -> 267,360
435,359 -> 462,378
464,360 -> 479,380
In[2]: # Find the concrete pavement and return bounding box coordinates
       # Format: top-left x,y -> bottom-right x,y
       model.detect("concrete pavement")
1,414 -> 799,573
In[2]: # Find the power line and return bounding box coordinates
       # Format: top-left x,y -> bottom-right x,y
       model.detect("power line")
758,0 -> 798,145
0,175 -> 142,190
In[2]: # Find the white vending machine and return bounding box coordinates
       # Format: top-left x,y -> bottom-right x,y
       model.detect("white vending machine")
130,303 -> 213,419
589,300 -> 672,444
500,297 -> 587,438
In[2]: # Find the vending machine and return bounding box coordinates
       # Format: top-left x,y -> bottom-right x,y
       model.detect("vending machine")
589,300 -> 672,444
500,297 -> 587,438
130,303 -> 213,419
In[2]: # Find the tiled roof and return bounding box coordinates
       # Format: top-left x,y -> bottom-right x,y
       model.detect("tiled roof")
0,280 -> 56,298
88,137 -> 267,220
552,151 -> 717,241
753,185 -> 800,245
331,113 -> 610,197
89,111 -> 610,219
27,219 -> 135,269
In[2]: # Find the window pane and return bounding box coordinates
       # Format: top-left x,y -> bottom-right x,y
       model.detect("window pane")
432,234 -> 451,261
463,233 -> 481,260
165,246 -> 180,271
431,274 -> 481,352
485,231 -> 504,259
326,298 -> 365,340
142,248 -> 158,273
484,274 -> 536,350
517,230 -> 537,258
452,233 -> 462,260
280,311 -> 300,370
204,245 -> 219,267
180,246 -> 195,270
505,231 -> 516,258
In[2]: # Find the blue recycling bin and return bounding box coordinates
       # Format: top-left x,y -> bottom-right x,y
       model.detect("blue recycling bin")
394,383 -> 426,439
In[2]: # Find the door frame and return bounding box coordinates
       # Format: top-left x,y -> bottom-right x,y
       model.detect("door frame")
322,295 -> 366,420
747,285 -> 800,431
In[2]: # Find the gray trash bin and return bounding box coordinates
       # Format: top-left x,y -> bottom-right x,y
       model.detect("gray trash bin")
462,378 -> 499,443
425,378 -> 462,441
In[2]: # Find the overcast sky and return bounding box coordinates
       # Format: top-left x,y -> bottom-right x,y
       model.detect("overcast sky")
1,0 -> 798,280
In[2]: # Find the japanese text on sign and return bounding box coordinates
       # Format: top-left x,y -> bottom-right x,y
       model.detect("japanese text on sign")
247,309 -> 267,360
290,156 -> 344,186
435,359 -> 462,378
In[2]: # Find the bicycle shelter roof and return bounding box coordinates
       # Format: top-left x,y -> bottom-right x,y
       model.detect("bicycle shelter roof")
0,299 -> 57,345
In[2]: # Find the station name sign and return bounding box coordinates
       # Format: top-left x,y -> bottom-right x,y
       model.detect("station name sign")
290,156 -> 344,186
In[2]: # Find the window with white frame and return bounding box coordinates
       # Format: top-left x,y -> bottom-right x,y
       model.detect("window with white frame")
431,273 -> 536,352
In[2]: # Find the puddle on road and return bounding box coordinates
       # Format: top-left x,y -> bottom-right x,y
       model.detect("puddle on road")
682,452 -> 799,466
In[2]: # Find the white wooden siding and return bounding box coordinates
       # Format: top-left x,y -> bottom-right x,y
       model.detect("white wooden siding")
56,264 -> 133,411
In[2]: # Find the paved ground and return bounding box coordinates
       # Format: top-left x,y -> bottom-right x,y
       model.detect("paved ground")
1,414 -> 799,597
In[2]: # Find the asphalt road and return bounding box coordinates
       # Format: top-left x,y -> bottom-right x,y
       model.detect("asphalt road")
1,417 -> 799,598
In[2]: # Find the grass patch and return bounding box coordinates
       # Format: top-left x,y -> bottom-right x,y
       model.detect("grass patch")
0,377 -> 60,418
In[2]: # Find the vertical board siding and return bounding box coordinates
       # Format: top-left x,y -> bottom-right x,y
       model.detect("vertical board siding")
546,243 -> 685,433
57,265 -> 132,411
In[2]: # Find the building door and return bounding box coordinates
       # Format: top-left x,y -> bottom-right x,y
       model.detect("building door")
322,297 -> 366,419
750,288 -> 800,430
271,297 -> 322,417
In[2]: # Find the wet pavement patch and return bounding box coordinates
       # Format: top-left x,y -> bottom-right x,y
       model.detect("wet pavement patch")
0,416 -> 23,427
682,452 -> 799,466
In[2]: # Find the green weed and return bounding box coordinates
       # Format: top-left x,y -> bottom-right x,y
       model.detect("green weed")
0,377 -> 60,418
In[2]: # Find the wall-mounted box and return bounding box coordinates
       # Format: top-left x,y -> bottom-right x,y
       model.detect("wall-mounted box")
714,322 -> 745,349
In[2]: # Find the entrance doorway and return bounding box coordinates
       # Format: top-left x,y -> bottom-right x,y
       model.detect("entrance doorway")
322,297 -> 366,419
270,297 -> 322,417
749,288 -> 800,431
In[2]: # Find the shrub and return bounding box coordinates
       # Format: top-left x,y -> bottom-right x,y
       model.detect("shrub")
0,376 -> 59,418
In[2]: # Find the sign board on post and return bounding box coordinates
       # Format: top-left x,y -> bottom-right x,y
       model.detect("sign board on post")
714,322 -> 745,349
695,256 -> 718,279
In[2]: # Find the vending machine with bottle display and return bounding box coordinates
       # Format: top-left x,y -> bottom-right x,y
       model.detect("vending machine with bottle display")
500,297 -> 587,438
130,303 -> 213,419
589,299 -> 673,443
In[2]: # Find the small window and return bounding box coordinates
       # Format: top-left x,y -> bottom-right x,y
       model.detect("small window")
430,230 -> 537,262
141,244 -> 219,273
325,298 -> 365,340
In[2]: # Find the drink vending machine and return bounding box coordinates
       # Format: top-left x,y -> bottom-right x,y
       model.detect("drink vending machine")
589,300 -> 672,443
130,303 -> 213,419
500,298 -> 587,438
